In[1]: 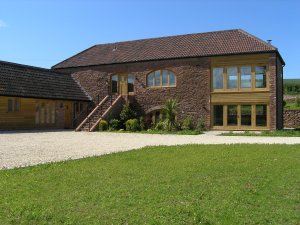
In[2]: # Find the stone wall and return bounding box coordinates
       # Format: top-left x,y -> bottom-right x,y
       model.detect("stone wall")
284,110 -> 300,128
57,58 -> 211,128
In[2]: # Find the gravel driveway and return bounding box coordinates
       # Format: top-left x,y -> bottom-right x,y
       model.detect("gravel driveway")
1,130 -> 300,169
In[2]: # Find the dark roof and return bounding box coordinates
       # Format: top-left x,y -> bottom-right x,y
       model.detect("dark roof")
0,60 -> 90,101
52,29 -> 284,69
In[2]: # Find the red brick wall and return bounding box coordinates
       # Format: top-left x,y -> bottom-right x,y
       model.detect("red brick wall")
269,53 -> 277,130
57,57 -> 211,128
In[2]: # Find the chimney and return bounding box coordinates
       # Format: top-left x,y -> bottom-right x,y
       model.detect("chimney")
267,40 -> 272,44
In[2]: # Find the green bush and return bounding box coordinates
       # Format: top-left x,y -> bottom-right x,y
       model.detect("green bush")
139,117 -> 145,131
99,120 -> 108,131
125,119 -> 140,132
283,100 -> 287,108
195,118 -> 206,134
181,116 -> 193,130
109,119 -> 120,131
120,104 -> 137,125
296,97 -> 300,107
155,121 -> 164,131
162,99 -> 178,131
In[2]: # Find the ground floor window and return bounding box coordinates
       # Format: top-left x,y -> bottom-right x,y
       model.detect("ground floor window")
213,105 -> 223,126
212,103 -> 269,129
7,98 -> 20,112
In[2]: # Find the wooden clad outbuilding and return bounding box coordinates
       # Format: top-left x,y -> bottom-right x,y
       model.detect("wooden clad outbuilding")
0,60 -> 91,129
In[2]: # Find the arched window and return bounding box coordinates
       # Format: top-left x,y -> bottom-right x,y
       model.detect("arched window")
147,70 -> 176,87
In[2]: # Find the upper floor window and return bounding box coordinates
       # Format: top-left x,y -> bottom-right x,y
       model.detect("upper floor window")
212,64 -> 268,91
227,66 -> 238,89
240,66 -> 252,88
147,70 -> 176,88
255,66 -> 267,88
213,68 -> 223,89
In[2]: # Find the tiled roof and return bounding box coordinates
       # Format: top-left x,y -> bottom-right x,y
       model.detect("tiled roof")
0,60 -> 90,101
52,29 -> 280,69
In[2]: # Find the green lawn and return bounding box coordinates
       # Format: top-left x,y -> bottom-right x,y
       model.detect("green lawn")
285,101 -> 300,110
222,130 -> 300,137
0,145 -> 299,224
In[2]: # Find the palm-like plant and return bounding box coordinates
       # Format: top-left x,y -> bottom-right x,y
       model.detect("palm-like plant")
162,98 -> 178,131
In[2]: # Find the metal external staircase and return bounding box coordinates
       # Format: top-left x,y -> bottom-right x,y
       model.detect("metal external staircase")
75,95 -> 122,132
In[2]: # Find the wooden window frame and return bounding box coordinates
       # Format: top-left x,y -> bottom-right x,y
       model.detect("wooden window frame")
211,103 -> 270,130
7,97 -> 21,113
146,69 -> 177,88
110,74 -> 135,95
211,64 -> 269,93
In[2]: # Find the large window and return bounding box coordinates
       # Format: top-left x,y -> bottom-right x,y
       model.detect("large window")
241,105 -> 252,126
212,64 -> 268,91
111,75 -> 118,93
128,74 -> 134,93
211,104 -> 268,129
147,70 -> 176,88
256,104 -> 267,127
227,105 -> 238,126
213,68 -> 224,89
240,66 -> 252,88
213,105 -> 223,126
227,66 -> 238,89
255,66 -> 267,88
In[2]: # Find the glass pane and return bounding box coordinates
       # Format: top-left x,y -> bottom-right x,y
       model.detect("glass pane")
213,105 -> 223,126
128,74 -> 134,92
8,98 -> 13,112
35,102 -> 39,124
227,67 -> 238,89
40,103 -> 45,124
147,73 -> 154,87
46,103 -> 50,124
162,70 -> 168,86
169,71 -> 176,86
240,66 -> 252,88
213,68 -> 224,89
256,105 -> 267,127
51,103 -> 55,124
111,75 -> 118,93
14,99 -> 20,112
155,71 -> 161,86
241,105 -> 252,126
227,105 -> 238,126
256,66 -> 266,88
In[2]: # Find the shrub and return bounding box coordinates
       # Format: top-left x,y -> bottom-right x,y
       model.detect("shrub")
181,116 -> 193,130
109,119 -> 120,131
162,99 -> 178,131
125,119 -> 140,132
296,97 -> 300,107
195,118 -> 206,134
155,121 -> 164,131
99,120 -> 108,131
139,117 -> 145,131
283,100 -> 287,108
120,104 -> 137,125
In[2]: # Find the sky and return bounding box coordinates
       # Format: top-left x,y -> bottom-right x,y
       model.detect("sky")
0,0 -> 299,78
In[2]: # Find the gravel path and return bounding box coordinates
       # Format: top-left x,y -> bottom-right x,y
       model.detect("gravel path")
1,130 -> 300,169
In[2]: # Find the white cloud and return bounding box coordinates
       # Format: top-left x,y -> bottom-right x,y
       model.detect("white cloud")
0,20 -> 7,28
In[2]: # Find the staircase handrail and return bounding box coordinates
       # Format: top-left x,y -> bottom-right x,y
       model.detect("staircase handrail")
75,95 -> 109,132
89,95 -> 122,131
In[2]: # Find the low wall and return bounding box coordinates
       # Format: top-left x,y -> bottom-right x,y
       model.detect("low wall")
284,110 -> 300,128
